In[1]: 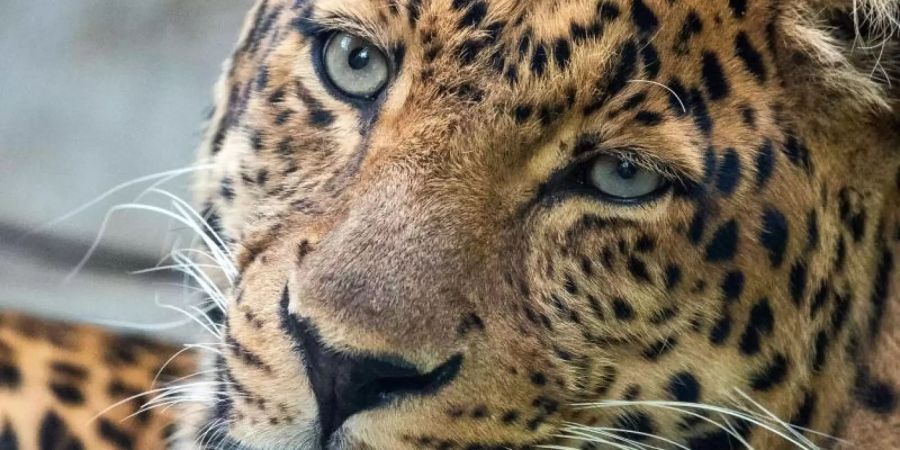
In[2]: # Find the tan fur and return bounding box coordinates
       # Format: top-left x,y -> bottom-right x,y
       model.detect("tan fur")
0,0 -> 899,449
185,0 -> 900,448
0,313 -> 194,449
840,289 -> 900,450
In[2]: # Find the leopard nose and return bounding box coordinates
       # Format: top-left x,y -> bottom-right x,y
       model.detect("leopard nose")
289,315 -> 463,445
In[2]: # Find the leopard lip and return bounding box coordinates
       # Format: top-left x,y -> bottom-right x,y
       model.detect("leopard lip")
282,297 -> 463,446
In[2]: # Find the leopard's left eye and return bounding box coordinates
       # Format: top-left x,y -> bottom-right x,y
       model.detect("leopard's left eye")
322,32 -> 390,99
588,155 -> 666,201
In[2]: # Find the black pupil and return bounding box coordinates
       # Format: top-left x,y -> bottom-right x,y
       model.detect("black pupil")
348,47 -> 370,70
616,160 -> 638,179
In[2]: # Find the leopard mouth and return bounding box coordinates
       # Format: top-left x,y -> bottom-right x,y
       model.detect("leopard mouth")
283,296 -> 464,447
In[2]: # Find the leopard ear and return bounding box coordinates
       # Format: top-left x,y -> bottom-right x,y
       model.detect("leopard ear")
778,0 -> 900,115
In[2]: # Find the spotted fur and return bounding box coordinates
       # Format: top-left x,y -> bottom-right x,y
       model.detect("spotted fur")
0,313 -> 193,450
2,0 -> 900,449
182,1 -> 900,448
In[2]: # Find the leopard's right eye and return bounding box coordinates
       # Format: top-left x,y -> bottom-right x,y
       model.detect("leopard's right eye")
586,155 -> 668,203
321,32 -> 390,100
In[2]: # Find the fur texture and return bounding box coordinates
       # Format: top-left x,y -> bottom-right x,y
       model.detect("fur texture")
0,1 -> 898,449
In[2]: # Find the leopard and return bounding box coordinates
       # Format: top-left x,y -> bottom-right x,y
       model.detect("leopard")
2,0 -> 900,449
0,312 -> 193,449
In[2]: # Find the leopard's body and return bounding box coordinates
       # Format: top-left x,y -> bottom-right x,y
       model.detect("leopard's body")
2,0 -> 900,449
0,313 -> 193,449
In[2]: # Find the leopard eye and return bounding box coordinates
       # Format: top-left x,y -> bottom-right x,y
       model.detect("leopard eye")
322,32 -> 389,99
588,155 -> 665,201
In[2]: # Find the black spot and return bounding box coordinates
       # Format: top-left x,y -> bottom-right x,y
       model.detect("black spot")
689,88 -> 713,135
39,411 -> 84,450
538,103 -> 566,126
849,210 -> 867,242
855,373 -> 898,415
740,104 -> 757,129
783,135 -> 812,172
513,104 -> 532,123
702,147 -> 717,183
517,28 -> 532,60
729,0 -> 748,18
715,149 -> 741,195
650,307 -> 678,325
614,412 -> 656,441
627,257 -> 652,283
530,372 -> 547,386
553,38 -> 571,69
622,384 -> 641,401
710,314 -> 732,345
457,313 -> 485,336
674,11 -> 703,54
760,207 -> 789,267
790,391 -> 817,429
812,330 -> 830,372
642,337 -> 678,360
750,353 -> 789,391
0,363 -> 21,389
407,0 -> 422,25
501,410 -> 520,424
219,178 -> 235,201
50,383 -> 85,405
868,249 -> 894,338
0,420 -> 17,450
701,52 -> 730,101
667,372 -> 701,402
755,139 -> 775,188
667,77 -> 689,116
721,271 -> 745,303
634,111 -> 663,126
705,220 -> 739,262
635,234 -> 655,252
640,43 -> 660,79
456,38 -> 488,64
735,32 -> 767,82
832,237 -> 847,276
810,283 -> 831,317
630,0 -> 659,36
531,42 -> 549,76
806,210 -> 820,252
597,1 -> 621,21
612,298 -> 635,321
739,298 -> 775,355
584,40 -> 637,115
458,1 -> 488,28
664,265 -> 682,290
688,208 -> 707,244
98,418 -> 134,449
451,0 -> 473,10
789,261 -> 808,305
687,425 -> 748,450
830,291 -> 852,335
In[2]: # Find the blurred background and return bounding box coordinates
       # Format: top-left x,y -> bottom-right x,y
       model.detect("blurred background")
0,0 -> 250,342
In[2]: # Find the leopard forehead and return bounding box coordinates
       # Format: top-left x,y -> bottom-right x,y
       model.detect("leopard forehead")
189,0 -> 899,449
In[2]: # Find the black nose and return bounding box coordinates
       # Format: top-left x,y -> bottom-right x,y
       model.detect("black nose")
286,314 -> 462,446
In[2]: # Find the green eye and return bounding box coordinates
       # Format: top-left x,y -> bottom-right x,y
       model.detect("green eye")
589,155 -> 665,200
322,32 -> 390,99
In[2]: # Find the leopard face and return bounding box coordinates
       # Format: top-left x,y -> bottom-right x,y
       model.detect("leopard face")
189,0 -> 900,449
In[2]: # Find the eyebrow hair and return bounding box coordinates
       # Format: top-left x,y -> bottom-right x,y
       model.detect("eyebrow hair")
292,2 -> 393,50
569,131 -> 707,186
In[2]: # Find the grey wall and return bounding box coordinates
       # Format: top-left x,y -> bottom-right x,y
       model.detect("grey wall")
0,0 -> 251,341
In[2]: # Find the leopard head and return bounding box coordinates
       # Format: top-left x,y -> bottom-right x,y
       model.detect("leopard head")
186,0 -> 900,448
